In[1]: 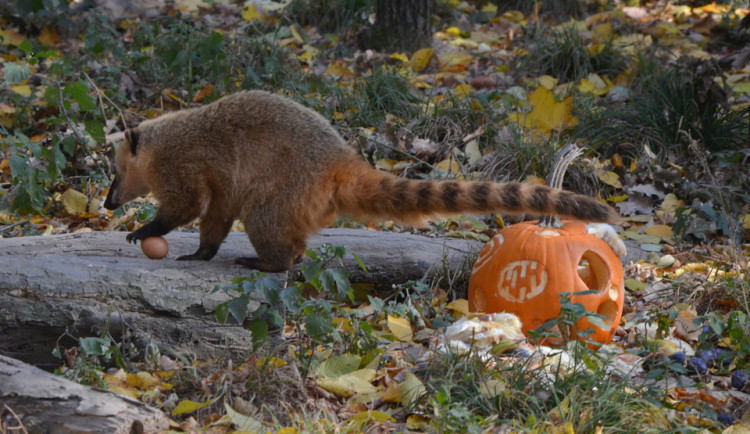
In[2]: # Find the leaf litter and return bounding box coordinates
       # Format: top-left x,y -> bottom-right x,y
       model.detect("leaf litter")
1,0 -> 749,432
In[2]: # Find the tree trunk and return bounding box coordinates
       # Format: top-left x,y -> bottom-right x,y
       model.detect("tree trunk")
0,228 -> 482,369
371,0 -> 432,53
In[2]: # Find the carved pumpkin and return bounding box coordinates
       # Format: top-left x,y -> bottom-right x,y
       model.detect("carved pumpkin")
468,220 -> 624,345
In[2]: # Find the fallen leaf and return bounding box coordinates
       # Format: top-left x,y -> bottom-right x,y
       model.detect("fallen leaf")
644,224 -> 673,240
10,84 -> 31,97
172,398 -> 214,416
317,353 -> 361,378
387,315 -> 413,342
348,410 -> 394,423
446,299 -> 470,317
60,189 -> 89,215
317,369 -> 377,397
407,48 -> 434,72
598,170 -> 622,188
400,371 -> 426,409
508,86 -> 578,136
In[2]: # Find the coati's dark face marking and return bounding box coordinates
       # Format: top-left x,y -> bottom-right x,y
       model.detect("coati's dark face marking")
104,129 -> 151,210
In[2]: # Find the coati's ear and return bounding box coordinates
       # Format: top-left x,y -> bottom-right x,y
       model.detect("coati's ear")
124,129 -> 139,155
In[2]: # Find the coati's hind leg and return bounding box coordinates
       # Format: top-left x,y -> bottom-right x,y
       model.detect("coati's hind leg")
236,214 -> 308,272
177,209 -> 234,261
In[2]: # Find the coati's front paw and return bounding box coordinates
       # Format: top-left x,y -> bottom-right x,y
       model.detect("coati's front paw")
126,230 -> 147,244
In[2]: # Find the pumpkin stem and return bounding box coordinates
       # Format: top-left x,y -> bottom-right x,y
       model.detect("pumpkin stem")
541,144 -> 583,228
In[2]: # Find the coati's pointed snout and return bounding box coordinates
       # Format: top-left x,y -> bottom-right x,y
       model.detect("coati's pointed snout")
104,177 -> 121,210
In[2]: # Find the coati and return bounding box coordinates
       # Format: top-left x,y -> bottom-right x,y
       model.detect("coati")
104,90 -> 616,272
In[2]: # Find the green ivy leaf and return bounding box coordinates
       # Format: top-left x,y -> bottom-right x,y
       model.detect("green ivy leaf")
84,120 -> 105,141
64,81 -> 98,113
248,318 -> 268,350
215,301 -> 229,324
227,294 -> 250,324
305,314 -> 334,340
80,337 -> 111,356
320,268 -> 350,300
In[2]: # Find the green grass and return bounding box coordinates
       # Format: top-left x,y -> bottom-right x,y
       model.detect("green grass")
575,59 -> 749,161
516,25 -> 630,83
417,344 -> 679,432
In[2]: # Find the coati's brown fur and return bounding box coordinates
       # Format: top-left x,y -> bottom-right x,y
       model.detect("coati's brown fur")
105,91 -> 616,272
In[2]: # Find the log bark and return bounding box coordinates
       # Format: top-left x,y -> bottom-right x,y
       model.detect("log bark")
0,354 -> 170,434
0,228 -> 482,369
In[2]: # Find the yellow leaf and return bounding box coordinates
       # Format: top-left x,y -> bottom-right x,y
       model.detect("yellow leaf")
0,27 -> 24,46
597,170 -> 622,188
437,51 -> 474,73
317,369 -> 378,397
660,193 -> 685,214
446,299 -> 470,317
614,34 -> 652,56
381,381 -> 401,403
445,26 -> 462,37
508,86 -> 578,136
674,262 -> 709,277
452,83 -> 473,97
0,212 -> 15,225
257,356 -> 287,368
449,37 -> 478,49
60,189 -> 89,215
693,2 -> 731,14
290,25 -> 305,44
390,52 -> 409,63
743,213 -> 750,230
481,3 -> 498,14
348,410 -> 394,423
332,316 -> 355,333
578,78 -> 596,94
433,157 -> 462,177
401,371 -> 426,409
501,10 -> 526,24
537,75 -> 558,90
606,194 -> 628,203
172,399 -> 214,416
277,428 -> 299,434
241,4 -> 260,22
10,85 -> 31,97
730,81 -> 750,93
591,23 -> 613,43
387,315 -> 413,342
479,379 -> 508,399
38,27 -> 59,45
325,63 -> 354,78
644,224 -> 673,240
408,48 -> 434,72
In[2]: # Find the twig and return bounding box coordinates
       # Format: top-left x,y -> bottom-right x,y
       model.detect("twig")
55,81 -> 110,181
83,71 -> 128,130
0,220 -> 28,233
1,404 -> 30,434
357,133 -> 436,172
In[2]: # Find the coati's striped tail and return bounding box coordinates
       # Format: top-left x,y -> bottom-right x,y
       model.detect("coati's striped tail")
332,160 -> 615,225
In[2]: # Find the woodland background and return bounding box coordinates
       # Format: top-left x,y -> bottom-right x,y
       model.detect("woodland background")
1,0 -> 750,432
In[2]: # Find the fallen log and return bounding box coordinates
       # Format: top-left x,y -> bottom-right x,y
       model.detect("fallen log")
0,228 -> 482,369
0,354 -> 170,433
